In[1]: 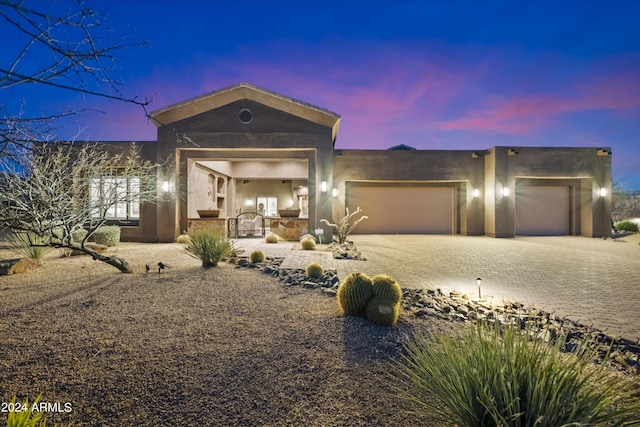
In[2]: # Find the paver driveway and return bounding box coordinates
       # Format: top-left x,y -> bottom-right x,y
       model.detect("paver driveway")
237,234 -> 640,341
350,235 -> 640,341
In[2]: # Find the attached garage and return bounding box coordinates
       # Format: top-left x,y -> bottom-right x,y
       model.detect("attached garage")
515,185 -> 570,235
346,183 -> 456,234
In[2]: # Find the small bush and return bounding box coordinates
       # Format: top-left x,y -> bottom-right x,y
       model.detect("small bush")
306,263 -> 324,279
9,231 -> 51,260
392,321 -> 640,426
337,272 -> 373,316
250,250 -> 266,264
176,233 -> 191,244
301,237 -> 316,250
184,229 -> 233,267
92,226 -> 121,247
265,233 -> 279,243
72,228 -> 88,244
614,220 -> 639,232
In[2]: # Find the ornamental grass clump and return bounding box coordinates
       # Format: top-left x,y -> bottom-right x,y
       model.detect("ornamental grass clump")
305,263 -> 324,279
301,237 -> 316,250
184,229 -> 233,267
337,272 -> 373,316
6,395 -> 46,427
250,250 -> 266,264
392,320 -> 640,427
9,231 -> 51,260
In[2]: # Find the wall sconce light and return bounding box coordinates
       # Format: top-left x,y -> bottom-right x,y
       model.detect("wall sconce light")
600,188 -> 607,197
476,277 -> 482,299
502,187 -> 510,197
473,188 -> 480,198
321,181 -> 327,192
332,188 -> 338,197
245,199 -> 254,206
162,181 -> 169,192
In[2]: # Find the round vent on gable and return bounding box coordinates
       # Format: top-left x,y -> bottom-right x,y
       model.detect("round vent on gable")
238,108 -> 253,124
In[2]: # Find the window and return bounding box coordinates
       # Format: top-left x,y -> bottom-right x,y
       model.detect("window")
89,176 -> 140,220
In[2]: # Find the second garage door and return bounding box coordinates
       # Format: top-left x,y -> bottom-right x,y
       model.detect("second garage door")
346,184 -> 455,234
516,185 -> 570,235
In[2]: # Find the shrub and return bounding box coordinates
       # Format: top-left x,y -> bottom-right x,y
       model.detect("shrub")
184,229 -> 233,267
366,295 -> 400,326
265,233 -> 279,243
71,228 -> 88,244
371,274 -> 402,304
9,231 -> 51,260
176,233 -> 191,244
250,250 -> 266,264
301,237 -> 316,250
392,321 -> 640,427
337,272 -> 373,316
614,220 -> 639,232
92,225 -> 121,247
306,263 -> 324,279
6,395 -> 46,427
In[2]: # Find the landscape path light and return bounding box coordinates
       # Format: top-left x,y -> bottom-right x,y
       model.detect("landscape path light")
476,277 -> 482,299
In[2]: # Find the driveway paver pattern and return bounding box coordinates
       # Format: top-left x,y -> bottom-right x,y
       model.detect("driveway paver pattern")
234,235 -> 640,341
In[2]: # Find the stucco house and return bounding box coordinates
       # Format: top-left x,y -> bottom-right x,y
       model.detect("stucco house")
106,82 -> 612,242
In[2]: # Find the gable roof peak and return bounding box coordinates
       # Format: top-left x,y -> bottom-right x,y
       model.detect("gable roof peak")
149,82 -> 341,142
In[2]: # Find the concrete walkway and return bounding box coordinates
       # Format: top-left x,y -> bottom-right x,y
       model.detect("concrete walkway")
234,235 -> 640,341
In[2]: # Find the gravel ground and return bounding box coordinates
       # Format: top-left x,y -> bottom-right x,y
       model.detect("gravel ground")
0,243 -> 455,426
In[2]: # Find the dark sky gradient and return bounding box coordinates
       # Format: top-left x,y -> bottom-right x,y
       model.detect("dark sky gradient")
7,1 -> 640,188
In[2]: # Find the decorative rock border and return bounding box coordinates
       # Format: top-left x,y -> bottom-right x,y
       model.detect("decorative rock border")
235,256 -> 640,376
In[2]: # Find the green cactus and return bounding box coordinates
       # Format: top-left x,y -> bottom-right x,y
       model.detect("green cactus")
337,272 -> 373,315
306,263 -> 324,279
366,295 -> 400,326
301,237 -> 316,250
371,274 -> 403,304
250,250 -> 265,264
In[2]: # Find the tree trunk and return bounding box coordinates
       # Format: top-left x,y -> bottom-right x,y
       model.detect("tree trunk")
60,244 -> 134,273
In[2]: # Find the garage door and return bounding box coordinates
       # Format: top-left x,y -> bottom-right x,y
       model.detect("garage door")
516,186 -> 570,235
346,185 -> 455,234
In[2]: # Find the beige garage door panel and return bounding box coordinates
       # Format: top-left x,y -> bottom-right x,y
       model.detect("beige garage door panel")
347,186 -> 454,234
516,186 -> 570,235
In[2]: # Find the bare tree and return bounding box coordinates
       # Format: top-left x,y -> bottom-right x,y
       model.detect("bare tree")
0,0 -> 150,163
0,142 -> 157,273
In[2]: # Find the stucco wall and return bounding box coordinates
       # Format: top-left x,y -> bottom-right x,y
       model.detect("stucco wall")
152,100 -> 335,242
333,149 -> 485,235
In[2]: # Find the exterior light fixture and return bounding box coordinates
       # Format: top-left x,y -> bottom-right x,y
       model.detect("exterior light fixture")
502,187 -> 510,197
321,181 -> 327,192
476,277 -> 482,299
473,188 -> 480,198
332,188 -> 338,197
162,181 -> 169,192
600,188 -> 607,197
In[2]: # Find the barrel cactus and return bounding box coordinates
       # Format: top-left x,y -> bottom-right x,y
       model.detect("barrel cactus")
250,250 -> 265,264
301,237 -> 316,250
337,272 -> 373,316
265,233 -> 279,243
371,274 -> 402,304
366,295 -> 400,326
306,263 -> 324,279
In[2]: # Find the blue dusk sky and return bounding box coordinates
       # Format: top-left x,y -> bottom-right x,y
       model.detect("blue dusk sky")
5,0 -> 640,188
